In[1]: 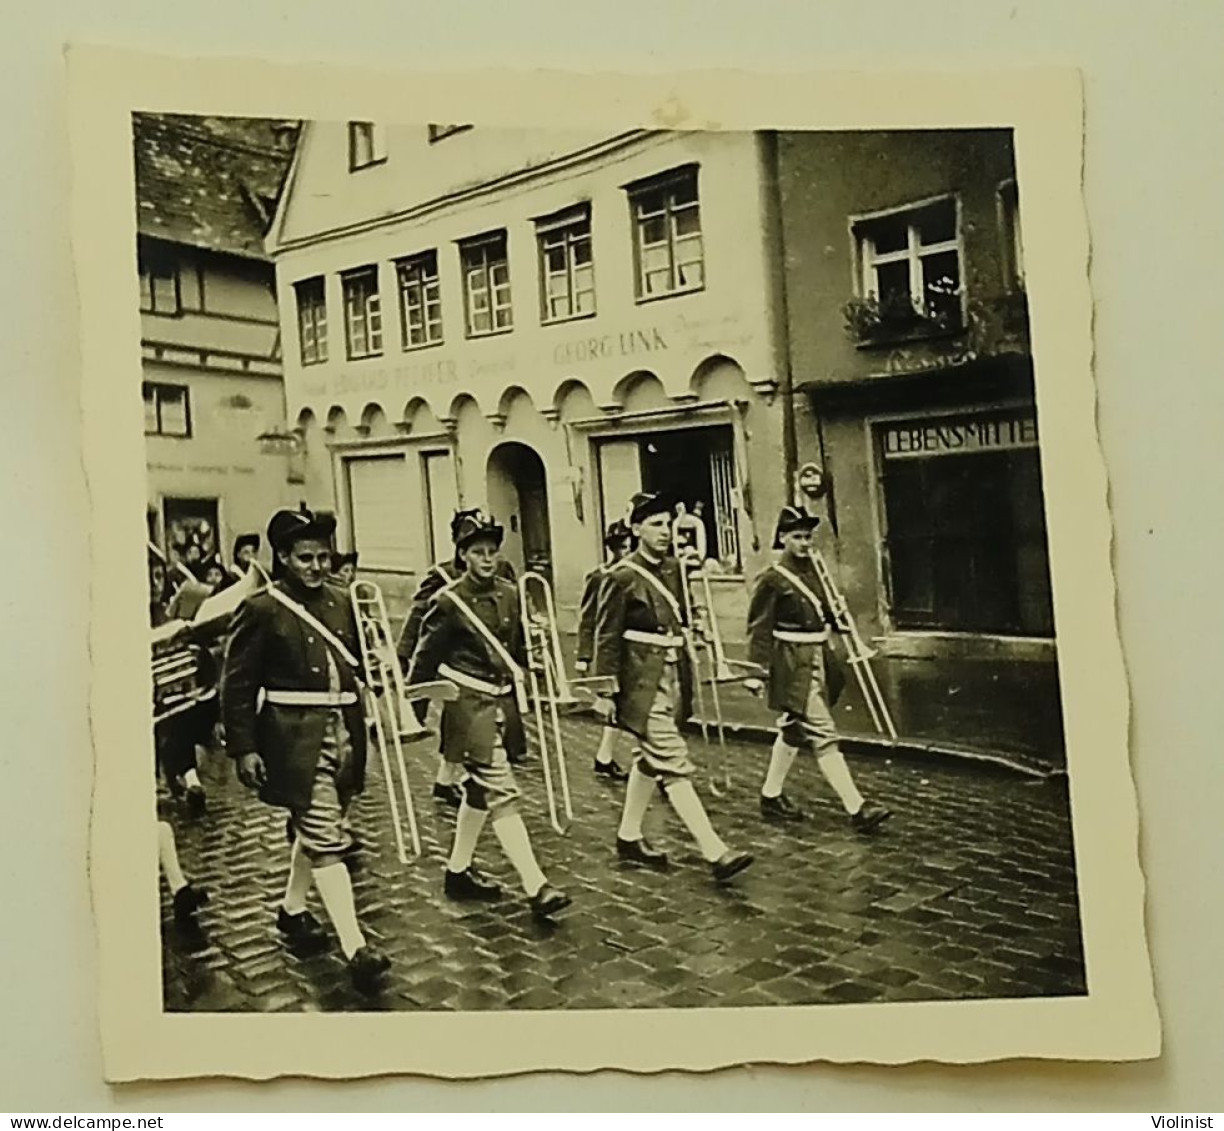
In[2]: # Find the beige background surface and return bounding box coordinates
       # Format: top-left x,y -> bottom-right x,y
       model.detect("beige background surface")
2,0 -> 1221,1112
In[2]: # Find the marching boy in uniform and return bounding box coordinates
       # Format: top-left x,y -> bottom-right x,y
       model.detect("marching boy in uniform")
575,519 -> 633,781
408,512 -> 571,919
593,492 -> 753,883
397,508 -> 525,809
744,506 -> 892,832
222,508 -> 391,994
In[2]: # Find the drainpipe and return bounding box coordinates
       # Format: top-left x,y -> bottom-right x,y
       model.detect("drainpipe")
760,130 -> 799,506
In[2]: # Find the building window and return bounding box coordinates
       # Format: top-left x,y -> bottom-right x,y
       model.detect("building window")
138,244 -> 180,315
851,197 -> 963,339
341,267 -> 383,359
875,407 -> 1054,637
396,251 -> 443,349
537,206 -> 595,323
348,122 -> 387,171
143,382 -> 191,438
294,277 -> 328,365
628,166 -> 704,300
428,124 -> 472,143
1000,180 -> 1025,290
460,232 -> 513,337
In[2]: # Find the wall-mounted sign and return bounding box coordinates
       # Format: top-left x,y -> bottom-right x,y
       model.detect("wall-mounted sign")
880,408 -> 1038,460
552,327 -> 668,368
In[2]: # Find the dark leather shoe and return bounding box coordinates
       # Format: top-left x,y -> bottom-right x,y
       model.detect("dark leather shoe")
444,867 -> 503,901
594,759 -> 629,781
711,849 -> 754,883
760,793 -> 805,823
432,782 -> 463,809
529,885 -> 572,919
616,837 -> 670,871
184,784 -> 207,818
851,802 -> 893,833
348,945 -> 391,995
172,883 -> 209,926
276,907 -> 329,952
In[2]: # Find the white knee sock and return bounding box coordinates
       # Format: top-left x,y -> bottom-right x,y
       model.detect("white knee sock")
816,749 -> 865,815
183,767 -> 202,790
664,780 -> 729,863
761,736 -> 799,798
447,802 -> 488,872
617,765 -> 656,841
435,759 -> 462,787
312,862 -> 366,960
491,813 -> 548,897
595,726 -> 620,765
282,838 -> 312,915
157,821 -> 186,893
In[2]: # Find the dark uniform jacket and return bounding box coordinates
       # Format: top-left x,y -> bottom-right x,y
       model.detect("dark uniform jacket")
407,571 -> 527,766
592,549 -> 694,739
576,563 -> 611,667
221,580 -> 367,812
396,557 -> 517,669
746,558 -> 844,714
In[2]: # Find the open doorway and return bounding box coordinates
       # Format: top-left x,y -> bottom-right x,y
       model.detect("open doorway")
486,441 -> 553,580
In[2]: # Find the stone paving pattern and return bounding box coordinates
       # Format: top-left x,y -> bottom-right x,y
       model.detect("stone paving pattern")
161,713 -> 1086,1013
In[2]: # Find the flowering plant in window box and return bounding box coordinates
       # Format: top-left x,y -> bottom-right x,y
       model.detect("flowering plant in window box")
842,293 -> 963,346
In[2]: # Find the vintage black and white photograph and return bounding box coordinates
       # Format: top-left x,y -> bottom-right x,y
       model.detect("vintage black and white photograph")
69,54 -> 1156,1079
139,112 -> 1086,1014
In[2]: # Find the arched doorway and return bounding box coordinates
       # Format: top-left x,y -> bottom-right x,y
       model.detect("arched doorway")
486,441 -> 553,579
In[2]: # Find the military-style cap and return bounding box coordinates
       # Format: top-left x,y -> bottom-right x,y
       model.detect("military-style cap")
267,507 -> 337,553
603,519 -> 632,548
772,504 -> 820,549
454,511 -> 504,552
450,507 -> 488,541
628,491 -> 673,526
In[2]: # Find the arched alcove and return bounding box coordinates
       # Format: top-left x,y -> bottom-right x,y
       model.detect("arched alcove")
359,402 -> 390,437
401,395 -> 440,434
612,370 -> 669,413
553,378 -> 596,422
324,405 -> 352,439
689,354 -> 753,403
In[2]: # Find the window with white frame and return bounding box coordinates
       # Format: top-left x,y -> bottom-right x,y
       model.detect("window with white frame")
537,206 -> 595,322
348,121 -> 387,171
628,166 -> 704,300
460,232 -> 513,337
294,277 -> 328,365
341,267 -> 383,359
143,382 -> 191,437
138,243 -> 180,315
999,180 -> 1025,289
396,251 -> 443,349
853,197 -> 963,331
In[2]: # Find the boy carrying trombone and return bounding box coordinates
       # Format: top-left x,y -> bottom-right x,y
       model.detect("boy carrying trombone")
408,511 -> 571,919
743,506 -> 892,832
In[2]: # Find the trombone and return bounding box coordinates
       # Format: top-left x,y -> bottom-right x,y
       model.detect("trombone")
809,549 -> 898,740
350,580 -> 456,863
518,571 -> 615,835
680,561 -> 756,796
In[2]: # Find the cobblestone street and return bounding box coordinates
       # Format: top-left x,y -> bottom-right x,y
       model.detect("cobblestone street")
161,714 -> 1086,1013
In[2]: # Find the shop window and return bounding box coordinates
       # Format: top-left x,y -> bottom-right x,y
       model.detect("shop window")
628,166 -> 704,300
537,206 -> 595,323
138,243 -> 180,315
851,197 -> 963,341
348,122 -> 387,170
460,231 -> 513,337
999,180 -> 1025,290
143,382 -> 191,438
396,251 -> 443,349
876,409 -> 1054,637
294,276 -> 328,365
341,266 -> 383,359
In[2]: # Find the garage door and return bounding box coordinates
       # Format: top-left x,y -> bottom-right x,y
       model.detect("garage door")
346,455 -> 414,571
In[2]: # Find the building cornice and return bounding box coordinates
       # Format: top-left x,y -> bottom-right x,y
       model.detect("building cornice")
268,129 -> 665,257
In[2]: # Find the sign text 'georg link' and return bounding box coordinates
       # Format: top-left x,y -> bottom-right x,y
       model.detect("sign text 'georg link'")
881,410 -> 1039,460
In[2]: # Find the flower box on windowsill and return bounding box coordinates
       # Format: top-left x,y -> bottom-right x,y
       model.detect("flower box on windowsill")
843,296 -> 965,350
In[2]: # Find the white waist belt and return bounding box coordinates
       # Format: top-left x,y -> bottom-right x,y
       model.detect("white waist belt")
439,662 -> 512,698
623,629 -> 685,648
773,629 -> 829,644
262,689 -> 357,707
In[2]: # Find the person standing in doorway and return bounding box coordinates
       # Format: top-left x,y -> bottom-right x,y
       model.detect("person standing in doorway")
593,492 -> 753,884
221,508 -> 391,995
743,506 -> 892,832
408,512 -> 571,919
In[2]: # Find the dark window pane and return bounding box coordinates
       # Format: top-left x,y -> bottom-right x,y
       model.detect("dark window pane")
921,251 -> 961,322
875,260 -> 913,313
918,199 -> 957,245
868,213 -> 908,255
